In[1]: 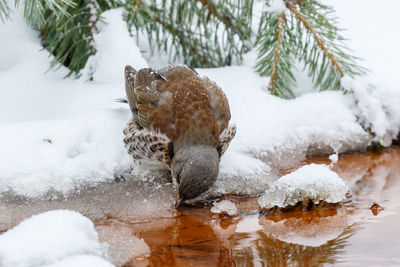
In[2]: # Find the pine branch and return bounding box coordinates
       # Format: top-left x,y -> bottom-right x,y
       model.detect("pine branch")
0,0 -> 11,22
124,0 -> 252,68
269,13 -> 285,93
1,0 -> 366,91
15,0 -> 77,28
286,2 -> 343,77
255,0 -> 367,98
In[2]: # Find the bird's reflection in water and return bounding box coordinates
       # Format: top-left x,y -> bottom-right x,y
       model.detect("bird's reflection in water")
130,211 -> 236,266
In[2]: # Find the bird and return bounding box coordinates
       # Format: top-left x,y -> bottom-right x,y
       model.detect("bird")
122,64 -> 236,208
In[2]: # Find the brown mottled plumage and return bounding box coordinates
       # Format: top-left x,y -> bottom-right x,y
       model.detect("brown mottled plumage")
123,65 -> 236,207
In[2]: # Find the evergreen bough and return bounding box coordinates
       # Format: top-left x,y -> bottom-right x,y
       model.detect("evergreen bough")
255,0 -> 367,97
0,0 -> 366,97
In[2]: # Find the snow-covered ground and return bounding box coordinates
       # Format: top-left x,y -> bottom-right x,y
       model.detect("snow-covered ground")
0,1 -> 400,265
1,2 -> 399,199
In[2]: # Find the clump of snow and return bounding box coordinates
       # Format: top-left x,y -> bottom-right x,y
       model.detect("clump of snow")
83,8 -> 148,83
329,153 -> 338,168
258,164 -> 349,209
0,210 -> 111,267
265,0 -> 286,14
211,200 -> 238,216
96,222 -> 150,266
329,153 -> 338,164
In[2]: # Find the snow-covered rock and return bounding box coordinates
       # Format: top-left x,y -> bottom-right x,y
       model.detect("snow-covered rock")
0,210 -> 111,267
258,164 -> 349,209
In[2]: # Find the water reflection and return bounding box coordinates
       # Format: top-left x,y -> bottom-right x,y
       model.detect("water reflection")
129,212 -> 236,266
251,210 -> 356,266
129,208 -> 359,266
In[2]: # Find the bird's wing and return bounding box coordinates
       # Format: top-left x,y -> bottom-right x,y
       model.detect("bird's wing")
124,66 -> 139,117
123,119 -> 173,168
201,76 -> 231,134
218,125 -> 236,157
124,65 -> 168,129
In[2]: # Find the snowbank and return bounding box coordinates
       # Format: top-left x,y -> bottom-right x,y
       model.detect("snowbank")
0,1 -> 399,199
0,210 -> 111,267
258,164 -> 349,209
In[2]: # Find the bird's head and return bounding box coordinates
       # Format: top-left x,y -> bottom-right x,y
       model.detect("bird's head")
172,145 -> 219,208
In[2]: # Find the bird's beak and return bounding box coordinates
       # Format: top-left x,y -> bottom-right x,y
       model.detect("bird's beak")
175,193 -> 182,209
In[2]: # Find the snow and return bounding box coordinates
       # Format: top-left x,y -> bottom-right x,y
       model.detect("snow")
44,256 -> 114,267
329,153 -> 338,164
211,200 -> 238,216
343,76 -> 400,146
0,1 -> 398,202
265,0 -> 286,14
0,210 -> 111,267
0,1 -> 399,264
83,9 -> 148,83
258,164 -> 349,209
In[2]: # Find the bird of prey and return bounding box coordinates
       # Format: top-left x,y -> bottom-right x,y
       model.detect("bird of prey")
122,65 -> 236,208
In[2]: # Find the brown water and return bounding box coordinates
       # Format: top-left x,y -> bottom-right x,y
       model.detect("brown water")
2,147 -> 400,266
96,147 -> 400,266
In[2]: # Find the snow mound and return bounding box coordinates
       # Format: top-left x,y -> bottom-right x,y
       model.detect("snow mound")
83,8 -> 148,83
211,200 -> 238,216
266,0 -> 286,14
258,164 -> 349,209
0,210 -> 110,267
